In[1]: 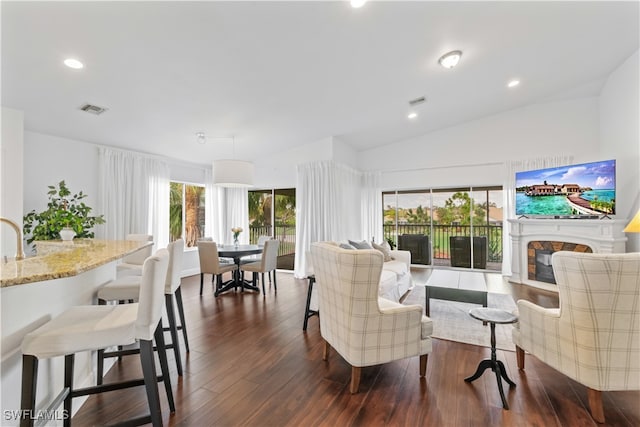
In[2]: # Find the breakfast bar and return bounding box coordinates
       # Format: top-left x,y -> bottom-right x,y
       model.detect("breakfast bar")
0,239 -> 152,425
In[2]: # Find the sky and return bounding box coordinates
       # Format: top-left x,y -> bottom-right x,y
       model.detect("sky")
515,159 -> 616,189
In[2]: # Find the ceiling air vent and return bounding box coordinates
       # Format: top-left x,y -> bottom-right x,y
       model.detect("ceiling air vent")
408,96 -> 426,107
79,103 -> 108,115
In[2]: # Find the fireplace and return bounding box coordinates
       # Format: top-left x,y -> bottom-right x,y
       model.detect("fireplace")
528,241 -> 593,285
508,218 -> 627,291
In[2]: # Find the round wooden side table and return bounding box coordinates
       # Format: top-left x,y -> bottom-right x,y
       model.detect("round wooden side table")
464,307 -> 518,409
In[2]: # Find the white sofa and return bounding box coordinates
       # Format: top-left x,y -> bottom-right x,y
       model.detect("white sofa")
307,242 -> 413,307
377,249 -> 413,302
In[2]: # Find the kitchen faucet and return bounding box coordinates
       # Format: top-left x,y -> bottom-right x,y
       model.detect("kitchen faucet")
1,217 -> 25,260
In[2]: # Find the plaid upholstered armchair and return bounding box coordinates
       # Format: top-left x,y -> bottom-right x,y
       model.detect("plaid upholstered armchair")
310,242 -> 432,393
513,251 -> 640,423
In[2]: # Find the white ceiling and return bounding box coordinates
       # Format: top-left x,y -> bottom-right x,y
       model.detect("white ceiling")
2,1 -> 638,166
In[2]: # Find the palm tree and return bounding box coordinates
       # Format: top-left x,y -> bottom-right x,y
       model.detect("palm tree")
184,186 -> 204,247
170,182 -> 183,242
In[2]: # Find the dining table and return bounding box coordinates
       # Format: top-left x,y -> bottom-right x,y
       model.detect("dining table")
215,244 -> 263,296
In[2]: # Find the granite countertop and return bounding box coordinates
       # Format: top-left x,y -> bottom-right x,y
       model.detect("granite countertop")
0,239 -> 153,287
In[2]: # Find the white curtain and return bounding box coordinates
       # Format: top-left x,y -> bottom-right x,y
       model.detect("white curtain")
361,171 -> 382,243
294,161 -> 362,278
224,187 -> 249,244
502,154 -> 573,275
97,147 -> 170,249
204,169 -> 226,243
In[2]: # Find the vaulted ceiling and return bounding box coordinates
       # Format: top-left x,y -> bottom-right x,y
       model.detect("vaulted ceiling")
2,1 -> 638,165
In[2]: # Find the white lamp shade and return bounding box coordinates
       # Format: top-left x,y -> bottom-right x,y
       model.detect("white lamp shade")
212,159 -> 254,187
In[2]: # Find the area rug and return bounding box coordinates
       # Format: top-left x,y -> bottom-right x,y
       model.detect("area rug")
403,284 -> 517,351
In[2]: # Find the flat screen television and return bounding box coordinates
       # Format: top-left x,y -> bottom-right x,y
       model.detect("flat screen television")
515,159 -> 616,217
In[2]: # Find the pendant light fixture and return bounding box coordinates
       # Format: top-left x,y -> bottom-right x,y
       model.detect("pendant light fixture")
213,159 -> 254,188
198,133 -> 254,187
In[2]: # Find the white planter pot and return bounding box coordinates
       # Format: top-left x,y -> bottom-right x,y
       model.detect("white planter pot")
59,228 -> 76,241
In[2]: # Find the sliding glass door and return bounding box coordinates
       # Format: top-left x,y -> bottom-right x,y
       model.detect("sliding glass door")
383,186 -> 503,271
248,188 -> 296,270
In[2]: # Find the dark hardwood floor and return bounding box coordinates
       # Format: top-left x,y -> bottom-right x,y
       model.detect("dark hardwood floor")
73,271 -> 640,426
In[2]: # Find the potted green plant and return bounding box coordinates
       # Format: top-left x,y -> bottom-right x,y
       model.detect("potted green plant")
23,180 -> 105,244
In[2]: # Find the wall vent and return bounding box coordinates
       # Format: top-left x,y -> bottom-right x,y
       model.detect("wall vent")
408,96 -> 426,106
79,103 -> 108,115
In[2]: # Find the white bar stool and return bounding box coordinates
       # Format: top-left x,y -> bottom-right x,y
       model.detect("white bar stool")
117,234 -> 154,278
20,249 -> 174,427
96,239 -> 188,379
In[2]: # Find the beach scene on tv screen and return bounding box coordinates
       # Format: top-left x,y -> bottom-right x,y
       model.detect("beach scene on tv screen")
515,159 -> 616,216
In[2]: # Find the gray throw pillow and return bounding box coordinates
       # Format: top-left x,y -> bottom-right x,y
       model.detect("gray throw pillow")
339,243 -> 356,250
372,241 -> 393,262
348,240 -> 373,250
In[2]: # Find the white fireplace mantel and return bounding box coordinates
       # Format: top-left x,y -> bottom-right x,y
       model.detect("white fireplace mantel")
508,218 -> 628,291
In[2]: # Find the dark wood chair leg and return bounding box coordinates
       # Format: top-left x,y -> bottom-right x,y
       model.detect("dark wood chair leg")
20,355 -> 38,427
199,272 -> 204,295
420,354 -> 428,377
350,366 -> 362,394
303,276 -> 317,331
154,322 -> 175,413
139,338 -> 163,426
63,354 -> 74,427
175,286 -> 190,352
273,270 -> 277,292
322,340 -> 329,361
516,345 -> 525,370
97,349 -> 105,385
260,272 -> 265,294
165,294 -> 183,376
588,388 -> 605,423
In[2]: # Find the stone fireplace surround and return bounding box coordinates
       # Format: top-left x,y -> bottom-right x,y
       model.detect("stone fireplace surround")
508,218 -> 628,292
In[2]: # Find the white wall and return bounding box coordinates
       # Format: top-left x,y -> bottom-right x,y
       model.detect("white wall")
332,137 -> 359,169
599,49 -> 640,251
358,97 -> 601,190
253,136 -> 333,189
23,131 -> 99,220
22,131 -> 208,272
1,108 -> 24,259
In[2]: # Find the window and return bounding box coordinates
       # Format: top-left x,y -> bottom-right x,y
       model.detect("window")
383,186 -> 503,271
170,182 -> 205,248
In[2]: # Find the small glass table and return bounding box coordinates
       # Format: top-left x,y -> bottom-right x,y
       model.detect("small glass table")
464,307 -> 518,409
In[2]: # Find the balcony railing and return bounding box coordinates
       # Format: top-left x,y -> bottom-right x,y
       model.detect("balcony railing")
383,223 -> 503,263
250,223 -> 502,268
249,225 -> 295,258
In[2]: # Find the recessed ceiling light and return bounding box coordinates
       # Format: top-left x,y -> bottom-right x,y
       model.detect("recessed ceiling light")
507,79 -> 520,88
438,50 -> 462,69
64,58 -> 84,69
408,112 -> 418,119
351,0 -> 367,8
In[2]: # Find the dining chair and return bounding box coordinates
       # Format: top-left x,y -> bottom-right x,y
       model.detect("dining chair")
240,239 -> 280,294
96,239 -> 187,377
117,234 -> 154,278
197,240 -> 238,295
246,235 -> 274,282
20,249 -> 173,427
